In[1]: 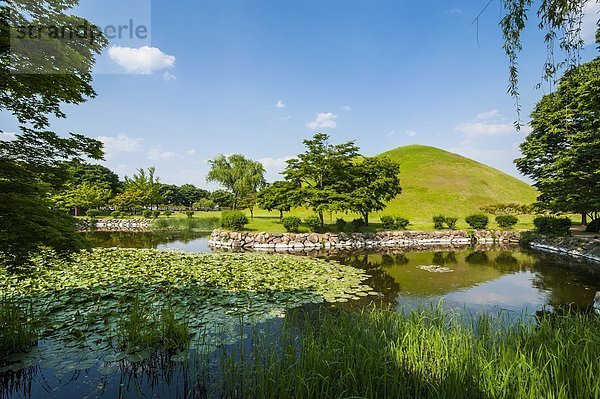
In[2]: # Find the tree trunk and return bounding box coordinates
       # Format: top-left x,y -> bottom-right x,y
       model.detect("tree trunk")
279,210 -> 283,220
250,207 -> 254,220
582,212 -> 587,226
363,212 -> 369,226
318,210 -> 324,227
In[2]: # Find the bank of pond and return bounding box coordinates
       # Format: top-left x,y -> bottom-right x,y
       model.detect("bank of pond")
1,231 -> 599,398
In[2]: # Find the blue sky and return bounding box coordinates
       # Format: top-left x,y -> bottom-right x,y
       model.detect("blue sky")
2,0 -> 599,187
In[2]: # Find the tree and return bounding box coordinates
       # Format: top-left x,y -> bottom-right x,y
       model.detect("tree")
348,157 -> 402,225
123,167 -> 163,210
0,1 -> 106,269
257,181 -> 302,220
515,56 -> 600,224
210,190 -> 234,209
179,184 -> 209,207
283,134 -> 359,226
194,198 -> 215,211
56,182 -> 112,216
67,162 -> 121,195
206,154 -> 266,210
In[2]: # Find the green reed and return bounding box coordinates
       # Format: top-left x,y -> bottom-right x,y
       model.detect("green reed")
214,305 -> 600,399
0,297 -> 38,358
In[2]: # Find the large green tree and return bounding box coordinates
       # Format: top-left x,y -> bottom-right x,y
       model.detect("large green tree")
121,167 -> 163,210
257,181 -> 302,220
0,1 -> 106,268
515,56 -> 600,224
206,154 -> 266,210
348,157 -> 402,225
283,134 -> 359,226
67,162 -> 121,195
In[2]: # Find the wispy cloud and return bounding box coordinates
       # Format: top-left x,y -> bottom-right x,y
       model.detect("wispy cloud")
406,129 -> 417,137
0,131 -> 17,141
446,8 -> 463,15
186,148 -> 197,156
163,71 -> 177,81
276,100 -> 286,108
454,110 -> 528,139
307,112 -> 338,130
582,1 -> 600,44
146,148 -> 176,161
97,134 -> 143,158
341,105 -> 352,112
108,46 -> 176,74
258,156 -> 293,181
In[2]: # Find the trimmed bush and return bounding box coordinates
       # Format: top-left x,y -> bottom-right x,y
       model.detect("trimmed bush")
152,210 -> 161,219
86,209 -> 100,219
335,218 -> 347,231
433,215 -> 445,230
496,215 -> 519,229
142,210 -> 153,219
282,216 -> 301,233
381,216 -> 396,230
304,215 -> 322,233
164,210 -> 173,218
465,214 -> 489,230
185,210 -> 195,219
111,210 -> 121,219
445,216 -> 458,230
351,218 -> 365,232
395,217 -> 410,230
221,211 -> 249,231
533,216 -> 571,236
586,218 -> 600,233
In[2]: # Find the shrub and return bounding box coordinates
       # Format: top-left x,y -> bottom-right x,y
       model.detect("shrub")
381,216 -> 396,230
586,218 -> 600,233
395,217 -> 410,230
282,216 -> 301,233
164,210 -> 173,218
152,210 -> 161,219
142,210 -> 152,219
496,215 -> 519,229
111,210 -> 121,219
86,209 -> 100,219
304,215 -> 322,233
351,218 -> 365,232
433,215 -> 446,230
465,214 -> 489,230
533,216 -> 571,236
335,218 -> 347,231
185,210 -> 195,219
221,211 -> 249,231
445,216 -> 458,230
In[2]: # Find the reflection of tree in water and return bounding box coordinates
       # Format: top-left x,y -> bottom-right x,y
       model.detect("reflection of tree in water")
433,251 -> 457,265
528,254 -> 600,312
82,231 -> 207,249
465,251 -> 489,265
340,255 -> 401,303
493,252 -> 521,273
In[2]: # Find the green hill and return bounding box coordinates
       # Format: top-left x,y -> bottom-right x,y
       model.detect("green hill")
376,145 -> 537,219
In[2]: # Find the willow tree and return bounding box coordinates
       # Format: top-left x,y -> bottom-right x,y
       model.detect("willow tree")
206,154 -> 266,210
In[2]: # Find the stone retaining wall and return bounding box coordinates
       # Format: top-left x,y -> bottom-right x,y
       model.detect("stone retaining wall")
77,218 -> 153,231
528,236 -> 600,263
209,229 -> 520,251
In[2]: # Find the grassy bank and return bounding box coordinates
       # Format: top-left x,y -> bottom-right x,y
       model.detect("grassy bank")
213,305 -> 600,399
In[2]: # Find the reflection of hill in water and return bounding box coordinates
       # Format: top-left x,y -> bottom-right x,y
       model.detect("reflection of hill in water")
346,250 -> 534,297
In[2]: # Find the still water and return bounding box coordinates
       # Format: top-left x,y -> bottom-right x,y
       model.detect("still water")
1,231 -> 598,398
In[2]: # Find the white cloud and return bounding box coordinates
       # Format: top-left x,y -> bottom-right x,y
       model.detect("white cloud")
446,8 -> 463,15
186,148 -> 197,156
406,129 -> 417,137
258,156 -> 294,182
0,131 -> 17,141
342,105 -> 352,112
163,71 -> 177,81
455,110 -> 530,138
582,1 -> 600,44
476,109 -> 500,120
276,100 -> 286,108
307,112 -> 338,130
387,130 -> 396,137
108,46 -> 176,74
146,148 -> 176,161
97,134 -> 142,157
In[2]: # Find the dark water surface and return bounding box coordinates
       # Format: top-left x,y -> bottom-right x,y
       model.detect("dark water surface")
2,232 -> 598,398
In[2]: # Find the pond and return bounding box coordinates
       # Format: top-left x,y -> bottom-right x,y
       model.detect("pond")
1,231 -> 598,398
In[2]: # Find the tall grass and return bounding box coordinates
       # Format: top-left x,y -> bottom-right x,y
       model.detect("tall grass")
0,297 -> 38,358
213,306 -> 600,398
153,217 -> 220,231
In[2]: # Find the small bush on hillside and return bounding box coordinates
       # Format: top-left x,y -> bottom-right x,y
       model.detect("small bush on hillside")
282,216 -> 301,233
164,210 -> 173,218
445,217 -> 458,230
142,210 -> 153,219
86,209 -> 100,219
395,217 -> 410,230
381,216 -> 396,230
111,210 -> 121,218
533,216 -> 571,236
586,218 -> 600,233
496,215 -> 519,229
152,210 -> 161,219
185,210 -> 195,219
465,214 -> 489,230
433,215 -> 446,230
335,218 -> 347,231
221,211 -> 249,231
304,215 -> 322,233
351,218 -> 365,232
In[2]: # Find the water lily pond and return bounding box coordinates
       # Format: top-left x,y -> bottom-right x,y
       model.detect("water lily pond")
1,231 -> 599,398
